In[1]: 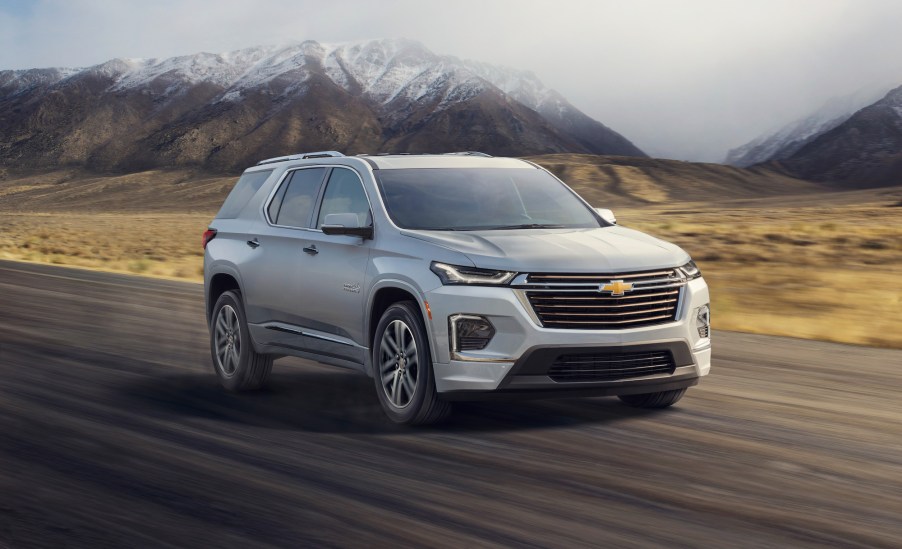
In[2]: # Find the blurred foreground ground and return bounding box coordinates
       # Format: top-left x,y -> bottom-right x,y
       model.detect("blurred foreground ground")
0,165 -> 900,348
1,260 -> 900,547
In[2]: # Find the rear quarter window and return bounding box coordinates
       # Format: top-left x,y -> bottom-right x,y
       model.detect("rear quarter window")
216,170 -> 274,219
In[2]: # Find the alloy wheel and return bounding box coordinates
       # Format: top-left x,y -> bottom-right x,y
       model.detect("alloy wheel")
379,319 -> 419,408
214,304 -> 241,377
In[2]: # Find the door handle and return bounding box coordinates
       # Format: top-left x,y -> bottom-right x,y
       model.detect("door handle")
303,244 -> 318,255
246,238 -> 260,249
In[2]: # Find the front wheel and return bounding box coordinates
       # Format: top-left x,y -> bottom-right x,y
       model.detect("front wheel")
617,388 -> 687,408
210,290 -> 272,391
373,301 -> 451,425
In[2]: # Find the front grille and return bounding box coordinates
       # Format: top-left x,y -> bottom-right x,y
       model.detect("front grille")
549,350 -> 675,382
522,269 -> 683,330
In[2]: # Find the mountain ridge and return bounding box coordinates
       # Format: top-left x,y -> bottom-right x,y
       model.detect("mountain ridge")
774,84 -> 902,187
725,88 -> 887,167
0,39 -> 645,172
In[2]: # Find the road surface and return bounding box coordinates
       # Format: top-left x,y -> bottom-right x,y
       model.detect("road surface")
1,260 -> 900,547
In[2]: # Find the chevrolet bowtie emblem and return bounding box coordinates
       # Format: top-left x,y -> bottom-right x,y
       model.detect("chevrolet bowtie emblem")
600,279 -> 634,296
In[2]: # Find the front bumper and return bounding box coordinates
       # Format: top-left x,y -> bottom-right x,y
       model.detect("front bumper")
425,277 -> 711,398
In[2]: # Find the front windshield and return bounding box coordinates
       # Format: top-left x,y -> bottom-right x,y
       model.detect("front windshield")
375,168 -> 602,231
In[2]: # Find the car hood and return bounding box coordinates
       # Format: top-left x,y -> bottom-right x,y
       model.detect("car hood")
402,226 -> 689,272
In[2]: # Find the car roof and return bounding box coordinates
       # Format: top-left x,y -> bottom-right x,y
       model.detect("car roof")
361,155 -> 535,170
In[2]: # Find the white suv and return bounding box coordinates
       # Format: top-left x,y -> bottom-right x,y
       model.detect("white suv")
204,152 -> 711,424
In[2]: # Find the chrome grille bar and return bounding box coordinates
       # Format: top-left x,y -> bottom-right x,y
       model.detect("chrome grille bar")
529,270 -> 675,281
522,269 -> 684,330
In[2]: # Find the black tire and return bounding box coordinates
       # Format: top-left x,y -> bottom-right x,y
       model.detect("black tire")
617,388 -> 687,408
210,290 -> 272,391
372,301 -> 451,425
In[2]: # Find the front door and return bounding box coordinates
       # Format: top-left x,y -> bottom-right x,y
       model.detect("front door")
294,166 -> 373,364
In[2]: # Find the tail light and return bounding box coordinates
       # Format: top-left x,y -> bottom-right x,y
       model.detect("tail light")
202,228 -> 217,249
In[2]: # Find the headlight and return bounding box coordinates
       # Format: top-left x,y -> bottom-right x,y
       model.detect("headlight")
678,260 -> 702,280
430,262 -> 516,285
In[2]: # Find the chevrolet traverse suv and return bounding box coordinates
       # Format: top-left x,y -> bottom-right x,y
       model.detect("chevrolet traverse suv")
204,151 -> 711,425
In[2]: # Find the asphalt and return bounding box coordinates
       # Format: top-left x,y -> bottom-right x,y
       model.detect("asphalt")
0,259 -> 900,548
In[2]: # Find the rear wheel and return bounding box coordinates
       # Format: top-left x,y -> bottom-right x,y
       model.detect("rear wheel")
617,389 -> 686,408
373,301 -> 451,425
210,290 -> 272,391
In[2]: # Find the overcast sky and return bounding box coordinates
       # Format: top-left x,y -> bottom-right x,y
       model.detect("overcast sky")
2,0 -> 902,161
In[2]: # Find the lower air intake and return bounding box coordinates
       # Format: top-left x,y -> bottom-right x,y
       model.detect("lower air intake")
548,350 -> 676,382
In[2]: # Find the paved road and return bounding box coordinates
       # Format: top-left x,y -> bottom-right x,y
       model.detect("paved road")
1,259 -> 900,548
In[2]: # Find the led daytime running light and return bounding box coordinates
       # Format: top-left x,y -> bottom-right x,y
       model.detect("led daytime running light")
430,262 -> 516,285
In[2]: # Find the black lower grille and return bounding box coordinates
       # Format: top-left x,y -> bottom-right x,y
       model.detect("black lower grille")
548,350 -> 676,382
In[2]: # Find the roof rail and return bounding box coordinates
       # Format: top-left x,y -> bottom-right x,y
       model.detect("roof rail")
256,151 -> 345,166
443,151 -> 493,157
355,151 -> 493,158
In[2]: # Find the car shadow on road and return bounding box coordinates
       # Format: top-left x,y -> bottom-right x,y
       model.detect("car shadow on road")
123,361 -> 667,435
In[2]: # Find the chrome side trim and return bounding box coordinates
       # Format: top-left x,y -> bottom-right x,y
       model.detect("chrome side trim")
262,322 -> 366,349
450,352 -> 517,363
513,289 -> 543,327
674,286 -> 687,321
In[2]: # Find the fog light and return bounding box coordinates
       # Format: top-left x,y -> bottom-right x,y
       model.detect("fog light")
696,305 -> 710,338
449,314 -> 496,352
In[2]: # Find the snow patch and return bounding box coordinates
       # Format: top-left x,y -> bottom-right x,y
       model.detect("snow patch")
6,38 -> 567,115
726,87 -> 891,166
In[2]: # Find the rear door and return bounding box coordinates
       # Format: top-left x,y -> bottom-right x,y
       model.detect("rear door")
241,167 -> 328,347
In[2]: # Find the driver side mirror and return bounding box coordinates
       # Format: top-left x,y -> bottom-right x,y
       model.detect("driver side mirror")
595,208 -> 617,225
321,213 -> 374,239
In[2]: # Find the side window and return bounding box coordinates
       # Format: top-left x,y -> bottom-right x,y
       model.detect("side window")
316,168 -> 372,228
272,167 -> 326,228
216,170 -> 273,218
266,175 -> 290,222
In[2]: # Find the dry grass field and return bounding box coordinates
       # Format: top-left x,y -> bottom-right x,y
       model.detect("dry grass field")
0,212 -> 209,280
619,202 -> 902,349
1,159 -> 900,348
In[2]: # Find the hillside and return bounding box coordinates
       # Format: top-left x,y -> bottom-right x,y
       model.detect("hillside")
0,39 -> 644,174
775,85 -> 902,188
0,154 -> 827,216
724,89 -> 884,167
527,154 -> 825,206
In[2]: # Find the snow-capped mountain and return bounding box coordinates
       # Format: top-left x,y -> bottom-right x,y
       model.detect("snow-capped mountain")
0,39 -> 644,172
776,84 -> 902,187
725,89 -> 886,167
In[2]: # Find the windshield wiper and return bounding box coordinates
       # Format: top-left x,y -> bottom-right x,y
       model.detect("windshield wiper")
485,223 -> 569,230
